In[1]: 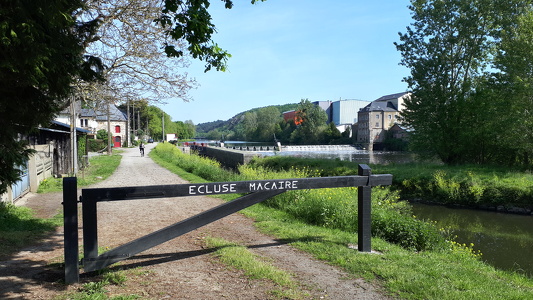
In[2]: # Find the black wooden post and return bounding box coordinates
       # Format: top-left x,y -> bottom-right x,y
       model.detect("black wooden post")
82,195 -> 98,271
63,177 -> 79,284
358,164 -> 372,252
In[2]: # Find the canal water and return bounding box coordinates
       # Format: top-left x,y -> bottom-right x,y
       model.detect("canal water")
411,203 -> 533,277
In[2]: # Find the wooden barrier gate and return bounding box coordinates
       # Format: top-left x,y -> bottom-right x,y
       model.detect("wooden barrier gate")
63,164 -> 392,284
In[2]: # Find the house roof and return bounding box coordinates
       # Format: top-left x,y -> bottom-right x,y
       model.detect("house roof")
41,120 -> 91,134
359,100 -> 399,112
80,105 -> 127,122
359,92 -> 410,113
390,123 -> 414,132
374,92 -> 409,102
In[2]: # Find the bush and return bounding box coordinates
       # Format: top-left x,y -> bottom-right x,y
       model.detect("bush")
87,139 -> 106,152
151,143 -> 235,182
96,129 -> 108,140
375,164 -> 533,208
241,164 -> 447,251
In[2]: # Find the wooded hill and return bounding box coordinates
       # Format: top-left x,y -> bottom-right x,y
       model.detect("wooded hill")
196,103 -> 298,136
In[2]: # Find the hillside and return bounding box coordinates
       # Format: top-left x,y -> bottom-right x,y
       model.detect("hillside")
196,103 -> 298,135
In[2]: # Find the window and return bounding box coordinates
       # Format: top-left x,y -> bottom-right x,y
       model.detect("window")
376,114 -> 380,119
388,115 -> 392,120
115,125 -> 121,133
375,122 -> 379,128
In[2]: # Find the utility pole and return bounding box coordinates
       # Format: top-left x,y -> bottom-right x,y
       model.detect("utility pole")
107,100 -> 112,155
132,102 -> 135,142
137,110 -> 141,139
126,99 -> 130,147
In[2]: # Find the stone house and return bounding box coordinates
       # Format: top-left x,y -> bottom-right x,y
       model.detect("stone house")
357,92 -> 410,150
56,102 -> 128,148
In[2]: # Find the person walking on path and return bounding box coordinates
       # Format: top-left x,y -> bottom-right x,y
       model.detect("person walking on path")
139,142 -> 145,157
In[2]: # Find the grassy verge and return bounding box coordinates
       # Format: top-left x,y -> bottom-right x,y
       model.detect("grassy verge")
37,151 -> 122,193
372,163 -> 533,208
150,143 -> 533,299
0,203 -> 63,259
242,204 -> 533,299
0,151 -> 122,260
205,236 -> 306,299
250,156 -> 533,209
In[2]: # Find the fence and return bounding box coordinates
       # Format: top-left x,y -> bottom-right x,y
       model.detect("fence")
1,144 -> 53,203
63,164 -> 392,283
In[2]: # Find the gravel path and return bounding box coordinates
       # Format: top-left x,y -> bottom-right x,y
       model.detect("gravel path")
1,144 -> 391,299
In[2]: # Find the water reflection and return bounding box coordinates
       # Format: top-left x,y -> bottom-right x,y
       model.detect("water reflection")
412,203 -> 533,277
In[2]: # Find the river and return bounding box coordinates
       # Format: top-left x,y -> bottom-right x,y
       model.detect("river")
411,203 -> 533,277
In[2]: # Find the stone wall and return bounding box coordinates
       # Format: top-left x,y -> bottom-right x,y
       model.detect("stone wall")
199,146 -> 262,169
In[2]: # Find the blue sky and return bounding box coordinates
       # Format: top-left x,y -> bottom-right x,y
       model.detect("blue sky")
161,0 -> 413,124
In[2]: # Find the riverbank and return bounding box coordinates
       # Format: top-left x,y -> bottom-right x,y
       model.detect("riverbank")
243,155 -> 533,214
372,163 -> 533,215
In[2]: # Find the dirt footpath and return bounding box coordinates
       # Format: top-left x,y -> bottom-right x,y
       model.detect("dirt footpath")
1,144 -> 391,299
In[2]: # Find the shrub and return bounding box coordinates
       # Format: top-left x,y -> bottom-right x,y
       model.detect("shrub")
87,139 -> 106,152
241,164 -> 447,251
96,129 -> 108,140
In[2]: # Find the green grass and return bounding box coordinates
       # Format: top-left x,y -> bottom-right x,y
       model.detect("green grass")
205,236 -> 306,299
53,268 -> 143,300
251,156 -> 533,208
38,152 -> 122,193
240,204 -> 533,300
150,143 -> 533,299
0,151 -> 122,260
372,163 -> 533,207
0,203 -> 63,260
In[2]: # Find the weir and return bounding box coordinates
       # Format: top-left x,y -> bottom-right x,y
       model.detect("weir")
282,145 -> 361,151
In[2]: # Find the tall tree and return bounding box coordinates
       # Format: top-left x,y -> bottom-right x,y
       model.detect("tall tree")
242,111 -> 259,141
395,0 -> 523,164
146,106 -> 177,140
0,0 -> 101,193
82,0 -> 198,105
254,107 -> 283,141
175,120 -> 196,139
290,99 -> 328,145
0,0 -> 264,193
489,6 -> 533,165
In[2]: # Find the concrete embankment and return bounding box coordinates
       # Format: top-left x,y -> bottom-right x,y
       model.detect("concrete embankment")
190,145 -> 262,169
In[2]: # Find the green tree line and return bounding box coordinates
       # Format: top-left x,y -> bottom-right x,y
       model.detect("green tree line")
197,99 -> 353,145
396,0 -> 533,167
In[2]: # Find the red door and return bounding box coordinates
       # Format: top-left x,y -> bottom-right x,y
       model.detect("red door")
114,136 -> 121,148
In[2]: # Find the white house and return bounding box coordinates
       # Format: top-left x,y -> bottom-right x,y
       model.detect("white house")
56,101 -> 128,147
